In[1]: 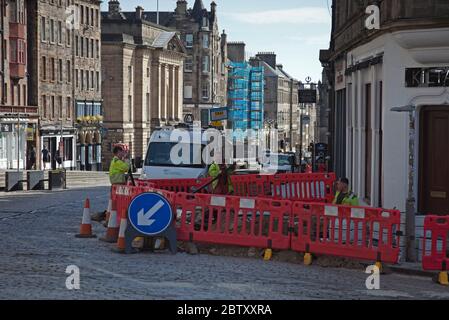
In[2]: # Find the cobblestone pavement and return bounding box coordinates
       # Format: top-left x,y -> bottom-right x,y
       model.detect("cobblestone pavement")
0,187 -> 448,300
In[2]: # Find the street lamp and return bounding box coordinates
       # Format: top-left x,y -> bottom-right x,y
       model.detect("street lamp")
391,104 -> 416,262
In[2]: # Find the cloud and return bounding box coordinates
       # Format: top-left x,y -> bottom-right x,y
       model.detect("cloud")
286,34 -> 330,46
224,7 -> 330,25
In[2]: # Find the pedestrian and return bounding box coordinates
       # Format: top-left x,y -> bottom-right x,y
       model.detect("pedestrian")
333,177 -> 359,206
28,147 -> 36,170
55,149 -> 62,168
42,146 -> 50,170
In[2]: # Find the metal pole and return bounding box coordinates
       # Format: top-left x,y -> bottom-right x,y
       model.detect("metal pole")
156,0 -> 159,25
299,114 -> 303,171
17,112 -> 20,172
406,110 -> 417,262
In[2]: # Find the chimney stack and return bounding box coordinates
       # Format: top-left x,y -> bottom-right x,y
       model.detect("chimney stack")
176,0 -> 187,15
108,0 -> 121,14
135,6 -> 144,20
256,52 -> 277,69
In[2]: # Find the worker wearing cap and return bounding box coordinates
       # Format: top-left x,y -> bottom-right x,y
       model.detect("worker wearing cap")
333,177 -> 359,206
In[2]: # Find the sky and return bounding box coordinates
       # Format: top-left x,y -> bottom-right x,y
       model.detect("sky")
100,0 -> 333,82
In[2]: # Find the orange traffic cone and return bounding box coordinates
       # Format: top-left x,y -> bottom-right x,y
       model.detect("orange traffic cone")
75,199 -> 97,238
100,201 -> 119,243
113,213 -> 128,253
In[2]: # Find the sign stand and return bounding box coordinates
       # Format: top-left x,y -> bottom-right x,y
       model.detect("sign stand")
123,222 -> 177,254
125,192 -> 177,254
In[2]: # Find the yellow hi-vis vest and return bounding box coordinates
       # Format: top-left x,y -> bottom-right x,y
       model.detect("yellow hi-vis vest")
332,191 -> 359,206
109,156 -> 130,185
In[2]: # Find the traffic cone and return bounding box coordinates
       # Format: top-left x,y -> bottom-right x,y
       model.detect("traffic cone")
75,199 -> 97,238
113,215 -> 128,253
100,201 -> 119,243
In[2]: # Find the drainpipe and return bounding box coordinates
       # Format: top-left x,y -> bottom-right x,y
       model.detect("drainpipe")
391,104 -> 417,262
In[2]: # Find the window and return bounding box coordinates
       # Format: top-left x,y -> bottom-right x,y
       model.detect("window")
90,39 -> 94,58
146,92 -> 150,121
184,85 -> 192,99
41,17 -> 46,41
22,85 -> 26,106
86,70 -> 90,89
58,21 -> 62,44
80,70 -> 84,89
96,71 -> 100,91
80,37 -> 84,57
95,40 -> 99,59
202,82 -> 209,99
80,5 -> 84,24
51,96 -> 55,119
75,36 -> 79,56
90,70 -> 94,89
202,17 -> 208,28
67,97 -> 72,119
128,95 -> 132,122
50,19 -> 55,43
42,56 -> 47,80
58,59 -> 63,82
91,8 -> 94,26
67,60 -> 71,83
202,56 -> 209,73
42,95 -> 47,118
202,34 -> 209,48
86,6 -> 89,26
95,9 -> 99,27
75,69 -> 79,88
185,34 -> 193,48
128,66 -> 132,82
66,28 -> 71,46
51,58 -> 55,81
86,38 -> 89,58
185,57 -> 193,72
59,96 -> 63,118
146,67 -> 150,78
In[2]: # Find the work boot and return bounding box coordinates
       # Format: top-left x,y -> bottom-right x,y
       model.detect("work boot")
91,211 -> 106,222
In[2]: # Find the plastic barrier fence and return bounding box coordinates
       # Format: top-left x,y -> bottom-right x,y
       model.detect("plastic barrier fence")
174,192 -> 291,250
422,216 -> 449,271
290,202 -> 401,264
231,173 -> 336,203
149,178 -> 213,193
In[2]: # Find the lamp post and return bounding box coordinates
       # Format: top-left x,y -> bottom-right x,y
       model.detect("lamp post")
391,104 -> 417,262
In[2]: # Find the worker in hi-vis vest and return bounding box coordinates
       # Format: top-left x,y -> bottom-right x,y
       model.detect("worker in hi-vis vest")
333,177 -> 359,206
109,145 -> 130,185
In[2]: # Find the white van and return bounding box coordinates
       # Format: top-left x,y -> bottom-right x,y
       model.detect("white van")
140,126 -> 209,180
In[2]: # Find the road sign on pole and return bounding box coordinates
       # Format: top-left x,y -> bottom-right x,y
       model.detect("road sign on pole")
128,192 -> 173,236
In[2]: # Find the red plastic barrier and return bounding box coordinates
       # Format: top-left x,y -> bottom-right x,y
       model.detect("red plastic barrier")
268,173 -> 335,203
231,174 -> 270,197
422,215 -> 449,271
290,202 -> 401,263
174,192 -> 291,250
149,178 -> 213,194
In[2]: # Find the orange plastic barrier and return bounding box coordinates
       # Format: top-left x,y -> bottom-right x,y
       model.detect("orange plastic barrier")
290,202 -> 401,263
422,216 -> 449,271
174,192 -> 291,250
231,174 -> 271,197
149,178 -> 213,193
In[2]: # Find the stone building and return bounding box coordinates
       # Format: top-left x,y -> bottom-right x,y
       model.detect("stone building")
101,1 -> 186,167
0,0 -> 39,170
27,0 -> 75,170
321,0 -> 449,260
132,0 -> 228,125
250,52 -> 300,152
73,0 -> 103,171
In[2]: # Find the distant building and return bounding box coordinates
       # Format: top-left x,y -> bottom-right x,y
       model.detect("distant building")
250,52 -> 300,152
101,1 -> 186,167
128,0 -> 228,126
227,42 -> 264,139
0,0 -> 39,170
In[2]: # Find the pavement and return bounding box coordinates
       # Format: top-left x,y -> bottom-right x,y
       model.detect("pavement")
0,186 -> 448,300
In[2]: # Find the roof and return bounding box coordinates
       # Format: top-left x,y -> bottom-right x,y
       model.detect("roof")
152,31 -> 177,48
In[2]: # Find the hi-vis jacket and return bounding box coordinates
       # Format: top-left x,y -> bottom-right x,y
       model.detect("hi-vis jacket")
332,191 -> 360,206
109,156 -> 130,185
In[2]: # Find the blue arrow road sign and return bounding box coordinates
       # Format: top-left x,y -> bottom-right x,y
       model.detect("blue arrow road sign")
128,192 -> 173,236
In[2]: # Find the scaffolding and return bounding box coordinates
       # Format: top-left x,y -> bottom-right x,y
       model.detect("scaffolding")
227,62 -> 264,139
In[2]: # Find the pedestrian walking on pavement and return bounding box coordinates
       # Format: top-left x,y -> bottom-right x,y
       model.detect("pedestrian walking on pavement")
42,146 -> 50,170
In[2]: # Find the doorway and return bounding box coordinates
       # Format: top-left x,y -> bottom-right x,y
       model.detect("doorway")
419,106 -> 449,215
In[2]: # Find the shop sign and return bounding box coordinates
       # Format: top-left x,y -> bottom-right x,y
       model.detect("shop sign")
0,123 -> 13,133
406,67 -> 449,88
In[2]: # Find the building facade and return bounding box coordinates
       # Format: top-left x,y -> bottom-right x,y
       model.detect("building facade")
132,0 -> 228,126
73,0 -> 103,171
322,0 -> 449,260
101,1 -> 186,167
250,52 -> 300,152
0,0 -> 39,170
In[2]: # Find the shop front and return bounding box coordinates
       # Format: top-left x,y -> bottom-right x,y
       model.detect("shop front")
40,127 -> 77,170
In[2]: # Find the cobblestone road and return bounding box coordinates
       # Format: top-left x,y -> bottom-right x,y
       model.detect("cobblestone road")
0,187 -> 448,300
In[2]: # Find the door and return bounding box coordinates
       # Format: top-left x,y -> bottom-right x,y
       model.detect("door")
419,106 -> 449,214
